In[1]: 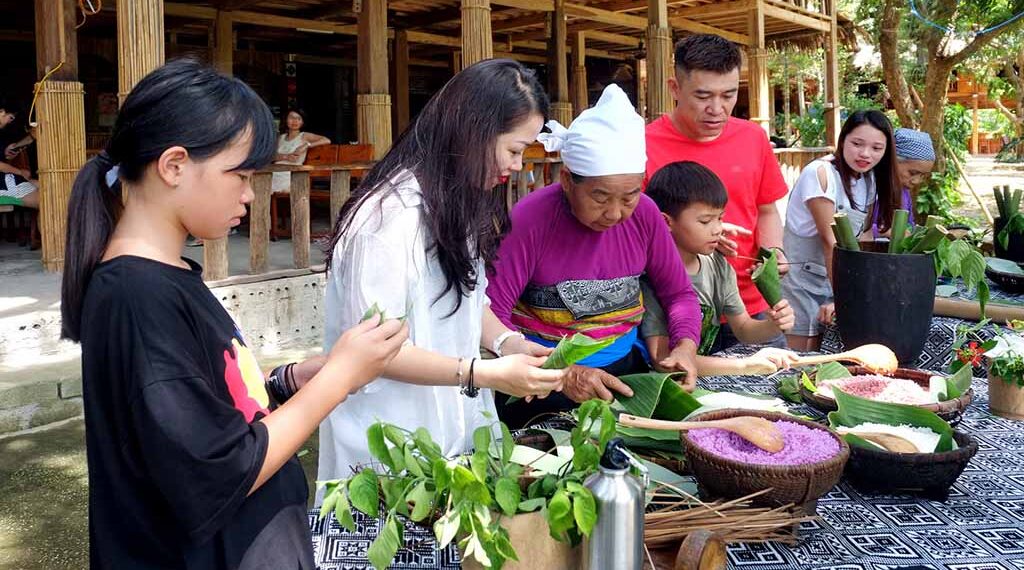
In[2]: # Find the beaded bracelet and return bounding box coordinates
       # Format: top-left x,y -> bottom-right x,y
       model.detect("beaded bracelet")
266,362 -> 296,406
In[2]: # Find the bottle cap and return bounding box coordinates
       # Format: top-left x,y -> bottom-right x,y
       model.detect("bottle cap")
600,438 -> 630,470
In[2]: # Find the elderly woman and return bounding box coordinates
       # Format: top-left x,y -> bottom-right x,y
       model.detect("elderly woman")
487,85 -> 701,428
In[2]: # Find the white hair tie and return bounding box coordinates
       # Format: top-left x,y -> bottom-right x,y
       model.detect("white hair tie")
104,164 -> 120,188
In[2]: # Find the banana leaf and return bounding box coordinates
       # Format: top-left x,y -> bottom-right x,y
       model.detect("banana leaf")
812,362 -> 851,382
542,333 -> 615,370
827,389 -> 954,452
944,365 -> 973,400
615,372 -> 701,420
697,304 -> 719,356
751,248 -> 783,306
361,302 -> 386,323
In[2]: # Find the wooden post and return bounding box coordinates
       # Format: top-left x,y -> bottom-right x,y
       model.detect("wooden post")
636,57 -> 648,120
797,72 -> 806,116
549,0 -> 573,125
330,170 -> 351,226
290,171 -> 311,269
767,80 -> 776,134
461,0 -> 493,68
571,32 -> 588,116
358,0 -> 393,159
971,94 -> 980,155
747,3 -> 771,134
249,172 -> 271,275
646,0 -> 673,120
823,0 -> 841,146
117,0 -> 164,104
393,31 -> 411,136
215,11 -> 233,75
34,0 -> 84,273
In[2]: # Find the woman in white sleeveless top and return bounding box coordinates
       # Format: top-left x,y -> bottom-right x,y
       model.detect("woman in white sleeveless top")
781,110 -> 901,351
272,109 -> 330,192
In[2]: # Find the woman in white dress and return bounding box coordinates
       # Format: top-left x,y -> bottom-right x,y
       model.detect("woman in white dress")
318,59 -> 567,481
271,108 -> 330,192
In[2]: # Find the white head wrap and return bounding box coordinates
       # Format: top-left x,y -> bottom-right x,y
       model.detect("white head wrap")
537,84 -> 645,177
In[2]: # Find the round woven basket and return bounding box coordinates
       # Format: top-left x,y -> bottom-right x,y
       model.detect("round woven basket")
681,409 -> 849,513
843,430 -> 977,501
800,366 -> 973,425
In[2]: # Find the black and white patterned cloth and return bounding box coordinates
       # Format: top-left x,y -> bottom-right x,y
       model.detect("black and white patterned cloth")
308,317 -> 1024,570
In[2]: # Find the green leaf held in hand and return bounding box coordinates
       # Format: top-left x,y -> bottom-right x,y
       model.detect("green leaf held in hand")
751,248 -> 783,306
542,333 -> 616,369
616,371 -> 701,420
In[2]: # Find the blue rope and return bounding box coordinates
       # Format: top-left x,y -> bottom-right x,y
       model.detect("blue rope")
908,0 -> 1024,37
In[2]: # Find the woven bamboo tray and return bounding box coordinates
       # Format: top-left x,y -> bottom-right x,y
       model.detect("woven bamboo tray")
843,430 -> 978,501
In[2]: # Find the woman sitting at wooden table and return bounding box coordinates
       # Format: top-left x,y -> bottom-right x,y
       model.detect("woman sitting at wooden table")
486,84 -> 703,429
271,108 -> 330,193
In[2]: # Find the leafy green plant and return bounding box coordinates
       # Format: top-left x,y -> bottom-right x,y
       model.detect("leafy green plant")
952,319 -> 1024,388
792,101 -> 826,147
318,401 -> 614,569
891,221 -> 990,314
994,185 -> 1024,248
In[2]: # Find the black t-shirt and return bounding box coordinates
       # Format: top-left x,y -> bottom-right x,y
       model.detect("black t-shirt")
80,256 -> 313,570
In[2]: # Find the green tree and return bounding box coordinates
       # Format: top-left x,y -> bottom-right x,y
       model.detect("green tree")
973,30 -> 1024,160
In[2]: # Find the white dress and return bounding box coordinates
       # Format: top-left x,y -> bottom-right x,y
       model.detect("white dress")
317,171 -> 496,492
271,133 -> 308,192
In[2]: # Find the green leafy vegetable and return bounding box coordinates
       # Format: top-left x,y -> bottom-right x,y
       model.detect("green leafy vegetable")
542,333 -> 616,369
827,389 -> 954,453
801,372 -> 817,393
778,374 -> 803,403
751,248 -> 783,306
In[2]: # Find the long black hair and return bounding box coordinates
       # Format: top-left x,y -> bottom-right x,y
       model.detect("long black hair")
833,109 -> 900,232
324,58 -> 549,314
61,58 -> 276,341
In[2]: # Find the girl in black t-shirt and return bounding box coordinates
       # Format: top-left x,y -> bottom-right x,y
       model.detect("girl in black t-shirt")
60,59 -> 408,570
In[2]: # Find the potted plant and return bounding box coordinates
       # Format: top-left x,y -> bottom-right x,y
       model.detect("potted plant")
318,399 -> 616,570
951,320 -> 1024,419
831,211 -> 988,364
993,185 -> 1024,262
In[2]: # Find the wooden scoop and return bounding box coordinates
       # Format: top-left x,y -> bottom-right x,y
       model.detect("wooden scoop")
618,414 -> 785,453
844,431 -> 919,453
791,343 -> 899,375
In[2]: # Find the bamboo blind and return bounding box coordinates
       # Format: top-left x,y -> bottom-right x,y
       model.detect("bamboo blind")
357,93 -> 393,160
117,0 -> 165,104
747,47 -> 771,132
35,80 -> 86,272
460,0 -> 493,68
550,102 -> 573,128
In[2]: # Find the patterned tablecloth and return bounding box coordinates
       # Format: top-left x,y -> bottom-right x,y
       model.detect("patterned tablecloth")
309,319 -> 1024,570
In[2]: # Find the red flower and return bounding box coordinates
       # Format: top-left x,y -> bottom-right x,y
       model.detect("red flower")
957,341 -> 985,367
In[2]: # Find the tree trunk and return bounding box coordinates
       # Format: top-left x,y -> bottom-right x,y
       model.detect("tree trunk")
918,58 -> 956,168
879,0 -> 917,128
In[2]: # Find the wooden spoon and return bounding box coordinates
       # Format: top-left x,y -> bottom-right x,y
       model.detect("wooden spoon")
618,414 -> 785,453
791,343 -> 899,375
843,431 -> 919,453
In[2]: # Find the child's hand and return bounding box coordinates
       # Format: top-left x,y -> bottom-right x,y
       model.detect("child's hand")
742,348 -> 800,374
769,299 -> 795,332
326,314 -> 408,391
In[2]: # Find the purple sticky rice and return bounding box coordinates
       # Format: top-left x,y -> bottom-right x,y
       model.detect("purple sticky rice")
688,420 -> 840,466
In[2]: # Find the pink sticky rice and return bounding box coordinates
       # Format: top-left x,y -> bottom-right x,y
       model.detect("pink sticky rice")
817,375 -> 932,405
688,420 -> 840,465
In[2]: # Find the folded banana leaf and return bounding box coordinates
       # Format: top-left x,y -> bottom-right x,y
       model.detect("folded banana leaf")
542,333 -> 616,370
827,389 -> 954,452
615,372 -> 701,420
751,248 -> 783,306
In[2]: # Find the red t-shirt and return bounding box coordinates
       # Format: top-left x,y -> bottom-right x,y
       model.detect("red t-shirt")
645,115 -> 788,315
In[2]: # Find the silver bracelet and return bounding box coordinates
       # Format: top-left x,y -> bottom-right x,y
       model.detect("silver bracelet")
492,330 -> 525,357
455,357 -> 465,390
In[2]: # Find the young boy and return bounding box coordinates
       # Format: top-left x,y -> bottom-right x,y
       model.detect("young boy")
642,161 -> 796,375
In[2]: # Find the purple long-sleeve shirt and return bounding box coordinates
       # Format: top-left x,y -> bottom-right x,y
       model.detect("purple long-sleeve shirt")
487,183 -> 702,349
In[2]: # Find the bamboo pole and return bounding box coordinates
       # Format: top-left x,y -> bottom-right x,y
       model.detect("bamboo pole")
204,237 -> 230,281
747,3 -> 771,134
646,0 -> 672,121
117,0 -> 164,105
571,32 -> 588,117
549,0 -> 573,126
249,172 -> 271,274
357,0 -> 392,159
290,171 -> 311,269
461,0 -> 493,68
35,80 -> 86,272
823,0 -> 841,146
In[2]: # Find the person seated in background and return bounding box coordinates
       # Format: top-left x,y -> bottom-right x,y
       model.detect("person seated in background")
0,98 -> 38,209
271,108 -> 331,193
487,84 -> 703,430
641,160 -> 797,376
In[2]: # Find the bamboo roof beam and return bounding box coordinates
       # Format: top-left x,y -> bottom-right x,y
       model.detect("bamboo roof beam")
563,3 -> 648,29
670,0 -> 753,19
668,16 -> 751,45
762,3 -> 830,32
492,0 -> 555,10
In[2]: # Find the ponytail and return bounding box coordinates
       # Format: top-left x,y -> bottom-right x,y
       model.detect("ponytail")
60,152 -> 122,341
59,58 -> 276,341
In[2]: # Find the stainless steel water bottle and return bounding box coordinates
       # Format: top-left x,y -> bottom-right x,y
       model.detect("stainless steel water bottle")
582,437 -> 646,570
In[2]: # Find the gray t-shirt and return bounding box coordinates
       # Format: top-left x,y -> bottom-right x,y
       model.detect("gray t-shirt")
641,251 -> 746,346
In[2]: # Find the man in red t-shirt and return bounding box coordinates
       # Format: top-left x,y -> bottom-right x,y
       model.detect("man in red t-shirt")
646,34 -> 789,349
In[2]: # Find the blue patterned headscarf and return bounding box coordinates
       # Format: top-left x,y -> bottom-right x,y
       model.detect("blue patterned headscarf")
894,128 -> 936,161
